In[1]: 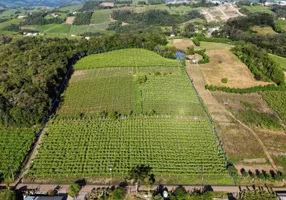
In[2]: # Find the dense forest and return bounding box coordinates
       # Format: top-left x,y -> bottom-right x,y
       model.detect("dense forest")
0,31 -> 168,127
214,13 -> 286,57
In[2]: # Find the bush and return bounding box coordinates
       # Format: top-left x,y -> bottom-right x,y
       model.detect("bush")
134,72 -> 147,84
192,37 -> 200,46
221,78 -> 228,83
68,183 -> 81,198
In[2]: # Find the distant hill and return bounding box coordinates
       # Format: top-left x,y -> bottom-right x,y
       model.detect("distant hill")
1,0 -> 85,8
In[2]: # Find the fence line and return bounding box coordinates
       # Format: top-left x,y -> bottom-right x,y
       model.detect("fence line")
176,52 -> 236,186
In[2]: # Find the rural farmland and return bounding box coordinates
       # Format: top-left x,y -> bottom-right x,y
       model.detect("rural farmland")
27,49 -> 232,184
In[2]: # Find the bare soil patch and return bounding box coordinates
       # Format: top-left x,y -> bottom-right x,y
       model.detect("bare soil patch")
65,16 -> 75,24
235,164 -> 274,175
243,158 -> 267,163
173,39 -> 195,52
200,50 -> 272,88
72,70 -> 86,76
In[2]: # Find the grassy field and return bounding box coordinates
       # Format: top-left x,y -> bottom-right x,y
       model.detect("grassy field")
28,118 -> 231,184
58,4 -> 83,12
252,26 -> 276,35
275,19 -> 286,31
74,49 -> 180,70
69,25 -> 89,35
90,9 -> 111,24
242,6 -> 274,14
269,54 -> 286,70
200,41 -> 233,51
0,128 -> 35,179
36,24 -> 71,34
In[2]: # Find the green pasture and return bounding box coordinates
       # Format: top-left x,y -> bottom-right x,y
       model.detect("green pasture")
242,6 -> 274,14
269,54 -> 286,70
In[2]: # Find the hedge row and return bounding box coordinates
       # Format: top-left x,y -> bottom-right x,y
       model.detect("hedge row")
205,84 -> 286,94
194,35 -> 244,45
192,37 -> 200,46
195,49 -> 210,64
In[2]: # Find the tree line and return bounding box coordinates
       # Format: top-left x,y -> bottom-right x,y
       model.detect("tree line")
213,12 -> 286,57
21,12 -> 65,26
0,31 -> 168,127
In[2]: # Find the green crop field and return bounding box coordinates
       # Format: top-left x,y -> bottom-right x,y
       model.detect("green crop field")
262,91 -> 286,122
37,24 -> 72,34
74,49 -> 180,70
137,67 -> 206,116
90,10 -> 111,24
269,54 -> 286,70
69,25 -> 89,35
28,49 -> 231,184
0,128 -> 35,179
57,66 -> 205,118
58,67 -> 136,117
28,118 -> 231,184
242,6 -> 274,14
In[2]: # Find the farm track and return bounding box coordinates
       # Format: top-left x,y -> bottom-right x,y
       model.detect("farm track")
186,62 -> 278,171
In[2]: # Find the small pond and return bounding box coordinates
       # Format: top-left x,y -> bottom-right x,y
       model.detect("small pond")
176,50 -> 186,60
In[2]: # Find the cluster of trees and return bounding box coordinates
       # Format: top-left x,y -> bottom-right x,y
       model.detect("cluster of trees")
232,44 -> 285,85
21,12 -> 65,25
240,168 -> 284,181
0,31 -> 168,127
73,12 -> 93,25
214,13 -> 286,57
271,5 -> 286,18
2,24 -> 20,32
111,9 -> 204,27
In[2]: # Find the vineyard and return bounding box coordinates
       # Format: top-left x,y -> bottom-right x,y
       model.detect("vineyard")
57,66 -> 206,118
262,91 -> 286,122
0,128 -> 35,179
28,118 -> 231,184
74,49 -> 180,70
27,49 -> 231,184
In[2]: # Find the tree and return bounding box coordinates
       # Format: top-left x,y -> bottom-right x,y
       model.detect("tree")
0,189 -> 16,200
183,23 -> 195,37
68,183 -> 81,198
111,188 -> 126,200
129,164 -> 153,191
170,187 -> 190,200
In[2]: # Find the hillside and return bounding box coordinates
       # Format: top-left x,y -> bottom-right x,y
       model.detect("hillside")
0,0 -> 84,7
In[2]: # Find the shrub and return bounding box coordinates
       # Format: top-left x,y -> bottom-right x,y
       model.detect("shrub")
68,183 -> 81,198
134,72 -> 147,84
221,78 -> 228,84
192,37 -> 200,46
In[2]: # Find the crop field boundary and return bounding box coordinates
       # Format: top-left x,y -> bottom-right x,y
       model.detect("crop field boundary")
176,52 -> 236,185
17,48 -> 236,186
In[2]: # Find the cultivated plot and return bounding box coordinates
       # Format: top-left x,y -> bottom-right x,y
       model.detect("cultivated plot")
29,118 -> 231,184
